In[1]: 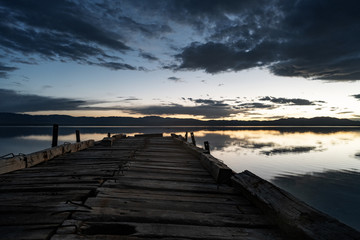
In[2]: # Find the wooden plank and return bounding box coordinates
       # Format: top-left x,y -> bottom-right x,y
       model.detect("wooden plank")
102,178 -> 236,194
121,171 -> 215,184
0,212 -> 69,225
96,187 -> 250,204
231,170 -> 360,240
76,222 -> 284,240
72,207 -> 270,227
84,196 -> 258,214
0,224 -> 58,240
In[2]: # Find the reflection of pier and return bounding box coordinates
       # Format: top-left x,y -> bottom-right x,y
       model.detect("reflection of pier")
0,134 -> 359,239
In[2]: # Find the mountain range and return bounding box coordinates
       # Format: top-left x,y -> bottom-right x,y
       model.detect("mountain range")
0,113 -> 359,126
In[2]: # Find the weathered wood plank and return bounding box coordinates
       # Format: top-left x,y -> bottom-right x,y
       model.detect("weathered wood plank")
84,196 -> 259,214
72,207 -> 271,227
102,178 -> 236,194
77,222 -> 284,240
0,140 -> 94,175
96,187 -> 249,204
0,224 -> 58,240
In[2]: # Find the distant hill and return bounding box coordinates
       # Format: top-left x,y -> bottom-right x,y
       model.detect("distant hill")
0,112 -> 359,126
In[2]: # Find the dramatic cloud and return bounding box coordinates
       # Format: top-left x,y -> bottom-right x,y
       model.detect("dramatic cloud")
173,0 -> 360,81
125,97 -> 247,118
92,61 -> 137,71
122,97 -> 279,119
259,96 -> 316,106
0,88 -> 92,112
123,104 -> 237,119
237,102 -> 275,109
0,63 -> 18,78
352,94 -> 360,100
188,98 -> 228,106
167,76 -> 183,82
0,0 -> 134,70
123,97 -> 141,101
176,41 -> 278,73
139,52 -> 159,61
2,0 -> 360,80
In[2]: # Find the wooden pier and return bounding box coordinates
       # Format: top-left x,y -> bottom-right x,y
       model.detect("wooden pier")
0,134 -> 359,240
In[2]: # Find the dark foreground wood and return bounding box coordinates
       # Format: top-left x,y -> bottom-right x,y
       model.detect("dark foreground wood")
0,136 -> 284,240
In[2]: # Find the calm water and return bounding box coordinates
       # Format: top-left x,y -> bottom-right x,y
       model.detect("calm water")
1,126 -> 360,230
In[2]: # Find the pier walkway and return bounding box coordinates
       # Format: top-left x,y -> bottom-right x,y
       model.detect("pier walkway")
0,136 -> 284,240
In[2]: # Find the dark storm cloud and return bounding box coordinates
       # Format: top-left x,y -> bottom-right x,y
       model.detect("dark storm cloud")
237,102 -> 275,109
122,97 -> 278,118
173,0 -> 360,81
94,62 -> 137,71
124,97 -> 247,118
259,96 -> 316,106
168,76 -> 183,82
117,16 -> 172,38
188,98 -> 228,106
176,41 -> 279,73
0,0 -> 133,70
2,0 -> 360,80
0,63 -> 18,78
123,104 -> 238,119
123,97 -> 141,101
139,52 -> 159,61
0,88 -> 149,112
0,88 -> 92,112
352,94 -> 360,100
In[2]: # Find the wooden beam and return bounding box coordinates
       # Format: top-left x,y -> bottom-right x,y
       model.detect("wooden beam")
0,140 -> 94,174
171,134 -> 233,183
231,171 -> 360,240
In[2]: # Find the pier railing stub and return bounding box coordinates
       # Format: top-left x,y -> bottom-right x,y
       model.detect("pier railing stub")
171,133 -> 233,184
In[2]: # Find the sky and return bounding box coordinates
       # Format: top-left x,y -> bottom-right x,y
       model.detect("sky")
1,0 -> 360,121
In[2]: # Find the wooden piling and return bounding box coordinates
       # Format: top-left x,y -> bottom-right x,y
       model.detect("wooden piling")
190,132 -> 196,145
75,130 -> 80,143
204,141 -> 210,154
185,131 -> 188,141
51,124 -> 58,147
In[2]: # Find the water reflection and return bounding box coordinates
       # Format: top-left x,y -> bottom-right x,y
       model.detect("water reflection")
192,129 -> 360,179
272,170 -> 360,230
260,146 -> 317,156
189,128 -> 360,231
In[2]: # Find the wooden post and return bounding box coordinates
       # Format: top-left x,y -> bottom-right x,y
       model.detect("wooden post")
185,132 -> 188,141
51,124 -> 58,147
190,132 -> 196,146
107,132 -> 111,138
76,130 -> 80,143
204,141 -> 210,154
